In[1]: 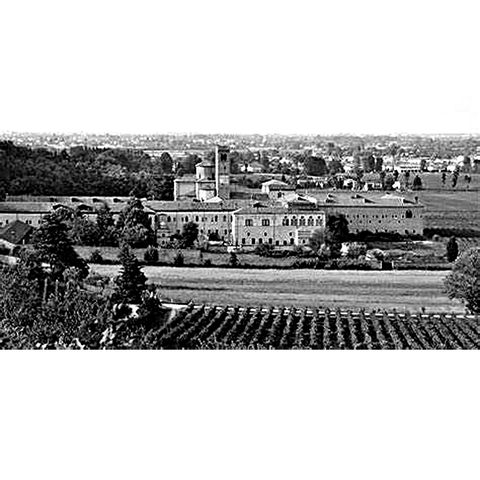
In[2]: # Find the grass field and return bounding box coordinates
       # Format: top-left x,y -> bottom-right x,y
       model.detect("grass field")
90,265 -> 463,312
414,190 -> 480,230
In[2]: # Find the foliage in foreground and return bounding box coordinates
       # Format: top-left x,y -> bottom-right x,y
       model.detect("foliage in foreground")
0,261 -> 173,349
445,247 -> 480,314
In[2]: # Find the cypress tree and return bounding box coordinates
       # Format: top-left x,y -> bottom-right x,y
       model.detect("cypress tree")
114,244 -> 147,304
446,237 -> 459,263
96,203 -> 117,246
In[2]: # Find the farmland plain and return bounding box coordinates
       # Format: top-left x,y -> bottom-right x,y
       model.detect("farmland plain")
91,265 -> 462,312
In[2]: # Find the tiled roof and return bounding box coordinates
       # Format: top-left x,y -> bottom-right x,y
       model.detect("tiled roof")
5,195 -> 130,204
0,202 -> 60,213
0,200 -> 151,215
195,159 -> 215,167
0,220 -> 33,244
234,205 -> 326,215
261,179 -> 289,187
174,176 -> 196,183
146,200 -> 253,212
303,192 -> 423,207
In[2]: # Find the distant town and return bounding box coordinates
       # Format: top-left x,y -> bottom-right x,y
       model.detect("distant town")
3,132 -> 480,173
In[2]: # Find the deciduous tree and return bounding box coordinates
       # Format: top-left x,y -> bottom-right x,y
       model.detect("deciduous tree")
33,211 -> 88,279
444,248 -> 480,313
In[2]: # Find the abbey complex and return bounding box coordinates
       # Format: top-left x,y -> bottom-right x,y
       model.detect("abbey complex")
0,145 -> 424,249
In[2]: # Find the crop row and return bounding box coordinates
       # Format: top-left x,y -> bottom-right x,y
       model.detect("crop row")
156,307 -> 480,350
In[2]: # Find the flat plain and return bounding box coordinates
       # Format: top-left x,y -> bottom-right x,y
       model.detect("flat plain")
91,265 -> 462,312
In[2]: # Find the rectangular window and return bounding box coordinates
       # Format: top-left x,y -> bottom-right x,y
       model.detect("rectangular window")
245,219 -> 253,226
261,219 -> 270,226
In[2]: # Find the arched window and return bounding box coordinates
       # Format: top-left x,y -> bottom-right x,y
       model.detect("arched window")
282,217 -> 289,226
315,216 -> 322,226
405,210 -> 413,219
299,216 -> 306,226
307,216 -> 314,226
291,216 -> 298,226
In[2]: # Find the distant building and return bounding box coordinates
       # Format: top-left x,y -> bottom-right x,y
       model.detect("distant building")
0,220 -> 34,252
261,179 -> 295,200
0,197 -> 155,229
174,145 -> 231,201
232,205 -> 325,248
147,192 -> 424,249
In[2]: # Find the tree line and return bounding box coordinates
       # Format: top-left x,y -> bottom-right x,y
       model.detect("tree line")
0,141 -> 174,199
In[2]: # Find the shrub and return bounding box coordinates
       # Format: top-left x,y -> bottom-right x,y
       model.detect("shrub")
255,244 -> 275,257
343,242 -> 367,259
84,272 -> 110,288
446,237 -> 459,263
325,258 -> 373,270
229,252 -> 239,267
173,251 -> 184,267
144,246 -> 159,263
424,227 -> 480,238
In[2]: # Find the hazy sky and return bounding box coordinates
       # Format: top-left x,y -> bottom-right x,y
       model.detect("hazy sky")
1,0 -> 479,135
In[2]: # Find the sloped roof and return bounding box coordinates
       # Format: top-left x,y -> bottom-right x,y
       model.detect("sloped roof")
305,192 -> 422,207
0,200 -> 150,215
261,179 -> 289,187
0,220 -> 33,244
5,195 -> 130,204
195,159 -> 215,167
0,202 -> 59,214
205,196 -> 224,203
145,200 -> 244,212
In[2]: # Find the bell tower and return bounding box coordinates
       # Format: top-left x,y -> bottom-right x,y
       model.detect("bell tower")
215,145 -> 230,199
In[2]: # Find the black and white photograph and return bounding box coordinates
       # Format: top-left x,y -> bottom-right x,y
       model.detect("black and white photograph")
1,0 -> 479,478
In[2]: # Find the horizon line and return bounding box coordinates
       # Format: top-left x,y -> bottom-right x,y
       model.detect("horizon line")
2,130 -> 480,138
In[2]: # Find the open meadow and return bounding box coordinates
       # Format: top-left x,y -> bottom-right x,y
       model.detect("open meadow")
413,190 -> 480,230
90,265 -> 462,312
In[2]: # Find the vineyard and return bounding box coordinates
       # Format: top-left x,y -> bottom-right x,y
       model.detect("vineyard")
154,305 -> 480,349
